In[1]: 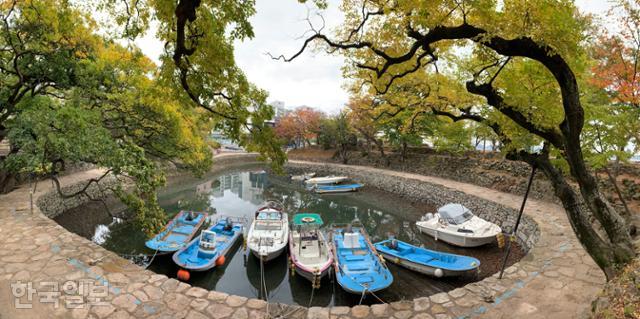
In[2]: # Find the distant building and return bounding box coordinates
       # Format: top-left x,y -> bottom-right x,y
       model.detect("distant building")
271,101 -> 286,119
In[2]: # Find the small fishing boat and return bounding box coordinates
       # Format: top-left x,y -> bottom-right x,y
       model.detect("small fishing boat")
291,172 -> 316,181
289,213 -> 333,287
304,175 -> 349,185
331,221 -> 393,295
145,211 -> 207,254
247,201 -> 289,262
314,183 -> 363,194
416,203 -> 502,247
172,217 -> 244,272
374,239 -> 480,277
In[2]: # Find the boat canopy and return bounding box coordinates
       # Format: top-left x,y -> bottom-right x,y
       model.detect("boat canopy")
438,204 -> 474,225
292,213 -> 323,226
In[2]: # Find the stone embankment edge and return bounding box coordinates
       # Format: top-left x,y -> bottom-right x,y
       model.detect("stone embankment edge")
286,162 -> 539,251
0,155 -> 604,319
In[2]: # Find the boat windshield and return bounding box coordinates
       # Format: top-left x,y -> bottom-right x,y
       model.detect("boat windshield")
438,204 -> 474,225
256,211 -> 281,220
254,220 -> 282,231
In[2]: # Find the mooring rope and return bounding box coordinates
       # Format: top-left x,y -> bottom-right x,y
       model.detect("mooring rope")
259,254 -> 271,318
336,262 -> 388,305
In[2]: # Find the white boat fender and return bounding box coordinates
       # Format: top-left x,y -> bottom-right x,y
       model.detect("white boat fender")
434,268 -> 444,278
425,213 -> 434,220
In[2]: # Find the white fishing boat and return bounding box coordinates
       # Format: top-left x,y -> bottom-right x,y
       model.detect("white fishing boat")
289,213 -> 333,287
247,201 -> 289,262
291,172 -> 316,181
416,204 -> 501,248
304,175 -> 349,185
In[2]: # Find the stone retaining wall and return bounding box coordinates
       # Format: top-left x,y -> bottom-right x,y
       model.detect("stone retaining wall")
36,175 -> 118,219
286,162 -> 540,251
36,153 -> 263,219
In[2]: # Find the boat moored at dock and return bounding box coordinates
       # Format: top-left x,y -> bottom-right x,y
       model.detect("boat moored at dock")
304,175 -> 349,185
247,201 -> 289,262
374,239 -> 480,277
172,217 -> 244,272
331,221 -> 393,295
313,183 -> 363,194
416,204 -> 501,247
145,211 -> 207,255
289,213 -> 333,288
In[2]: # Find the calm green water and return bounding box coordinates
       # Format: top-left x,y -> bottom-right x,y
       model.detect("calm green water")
56,166 -> 522,306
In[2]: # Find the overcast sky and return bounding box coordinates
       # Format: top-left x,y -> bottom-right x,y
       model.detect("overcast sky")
133,0 -> 613,114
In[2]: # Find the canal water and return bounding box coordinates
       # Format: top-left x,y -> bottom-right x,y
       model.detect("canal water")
56,166 -> 524,306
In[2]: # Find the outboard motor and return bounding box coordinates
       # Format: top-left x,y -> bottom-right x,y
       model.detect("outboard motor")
223,217 -> 233,231
386,238 -> 398,250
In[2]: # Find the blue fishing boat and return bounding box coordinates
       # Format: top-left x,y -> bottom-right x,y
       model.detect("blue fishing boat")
374,239 -> 480,278
172,217 -> 244,272
331,222 -> 393,294
145,211 -> 207,255
314,183 -> 363,194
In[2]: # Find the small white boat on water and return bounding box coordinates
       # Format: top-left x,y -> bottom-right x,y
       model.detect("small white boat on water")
289,213 -> 333,287
247,201 -> 289,262
304,175 -> 349,185
416,204 -> 501,248
291,172 -> 316,181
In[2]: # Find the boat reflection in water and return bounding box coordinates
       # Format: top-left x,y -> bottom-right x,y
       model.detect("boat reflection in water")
245,252 -> 288,300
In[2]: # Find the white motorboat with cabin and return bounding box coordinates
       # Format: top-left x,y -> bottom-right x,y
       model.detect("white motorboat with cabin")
416,203 -> 501,247
304,175 -> 349,185
247,201 -> 289,262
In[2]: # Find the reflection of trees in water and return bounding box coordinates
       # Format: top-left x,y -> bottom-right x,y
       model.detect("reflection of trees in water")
165,192 -> 214,215
264,178 -> 408,242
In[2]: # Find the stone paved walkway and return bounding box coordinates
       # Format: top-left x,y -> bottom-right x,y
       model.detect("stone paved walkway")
0,158 -> 604,319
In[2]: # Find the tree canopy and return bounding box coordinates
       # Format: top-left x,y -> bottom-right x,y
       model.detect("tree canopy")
0,0 -> 283,235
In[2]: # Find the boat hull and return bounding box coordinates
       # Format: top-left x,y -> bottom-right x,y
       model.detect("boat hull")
416,224 -> 497,247
250,244 -> 287,262
377,250 -> 474,277
305,176 -> 348,185
294,264 -> 332,282
314,184 -> 363,194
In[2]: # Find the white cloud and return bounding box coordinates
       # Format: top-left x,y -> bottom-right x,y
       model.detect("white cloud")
233,0 -> 346,114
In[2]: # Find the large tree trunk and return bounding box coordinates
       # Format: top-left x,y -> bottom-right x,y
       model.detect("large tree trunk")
562,140 -> 635,268
355,127 -> 388,165
0,133 -> 19,194
401,141 -> 408,162
0,169 -> 18,194
512,150 -> 634,279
